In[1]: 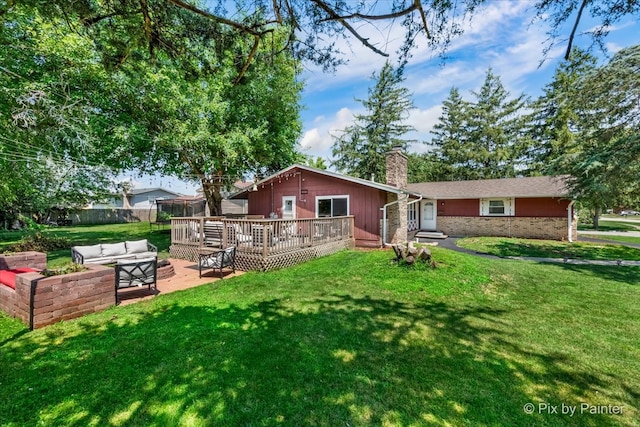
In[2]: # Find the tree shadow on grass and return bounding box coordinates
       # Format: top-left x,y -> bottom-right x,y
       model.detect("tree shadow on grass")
540,263 -> 640,285
0,295 -> 635,426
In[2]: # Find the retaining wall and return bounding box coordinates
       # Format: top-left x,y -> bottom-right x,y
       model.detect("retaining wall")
0,252 -> 115,329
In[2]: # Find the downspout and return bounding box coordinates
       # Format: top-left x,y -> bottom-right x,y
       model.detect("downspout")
567,200 -> 576,242
381,193 -> 422,246
381,199 -> 400,246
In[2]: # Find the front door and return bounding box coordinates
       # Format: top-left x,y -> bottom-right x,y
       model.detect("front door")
282,196 -> 296,219
420,200 -> 436,230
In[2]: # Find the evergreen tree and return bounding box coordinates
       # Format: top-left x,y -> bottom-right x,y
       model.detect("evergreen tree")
465,69 -> 529,179
547,45 -> 640,227
429,87 -> 471,180
527,49 -> 598,173
429,70 -> 528,181
331,62 -> 415,181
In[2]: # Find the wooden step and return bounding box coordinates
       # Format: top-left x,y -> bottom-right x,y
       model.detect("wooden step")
414,231 -> 448,239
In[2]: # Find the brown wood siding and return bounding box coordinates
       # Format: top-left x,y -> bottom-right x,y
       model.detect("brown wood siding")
434,198 -> 570,218
437,199 -> 479,216
515,198 -> 570,217
247,168 -> 386,246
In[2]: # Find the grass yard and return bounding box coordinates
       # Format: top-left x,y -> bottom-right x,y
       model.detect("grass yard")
1,243 -> 639,426
0,222 -> 171,268
457,236 -> 640,260
580,234 -> 640,245
578,221 -> 640,232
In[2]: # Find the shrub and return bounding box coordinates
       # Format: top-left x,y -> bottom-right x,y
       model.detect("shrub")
8,232 -> 70,252
41,263 -> 87,277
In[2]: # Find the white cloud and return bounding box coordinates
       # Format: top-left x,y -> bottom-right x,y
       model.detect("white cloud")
300,107 -> 357,160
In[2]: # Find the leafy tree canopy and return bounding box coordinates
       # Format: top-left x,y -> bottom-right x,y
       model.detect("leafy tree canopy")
3,0 -> 636,78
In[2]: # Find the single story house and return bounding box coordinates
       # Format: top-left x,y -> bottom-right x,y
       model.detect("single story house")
230,148 -> 576,246
90,187 -> 184,209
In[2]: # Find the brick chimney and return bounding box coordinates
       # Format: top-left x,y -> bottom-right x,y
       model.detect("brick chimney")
385,145 -> 407,189
384,146 -> 408,245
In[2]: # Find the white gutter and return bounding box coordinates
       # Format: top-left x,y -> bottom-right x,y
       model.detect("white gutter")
567,200 -> 576,243
380,193 -> 423,246
381,199 -> 400,246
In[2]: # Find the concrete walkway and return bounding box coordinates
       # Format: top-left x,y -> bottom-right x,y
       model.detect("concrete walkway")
415,236 -> 640,266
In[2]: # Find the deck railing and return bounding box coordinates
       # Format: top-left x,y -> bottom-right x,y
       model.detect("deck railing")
170,216 -> 355,258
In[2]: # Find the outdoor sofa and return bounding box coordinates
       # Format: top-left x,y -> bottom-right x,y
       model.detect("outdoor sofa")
71,239 -> 157,265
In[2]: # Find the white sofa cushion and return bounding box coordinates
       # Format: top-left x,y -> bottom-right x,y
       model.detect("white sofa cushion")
73,244 -> 102,260
126,239 -> 149,254
101,242 -> 127,257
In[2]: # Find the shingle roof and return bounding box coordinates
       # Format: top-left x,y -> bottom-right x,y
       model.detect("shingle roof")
406,176 -> 570,199
230,164 -> 413,199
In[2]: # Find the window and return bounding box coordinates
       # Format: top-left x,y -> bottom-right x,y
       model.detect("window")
316,196 -> 349,217
489,200 -> 505,215
481,198 -> 514,216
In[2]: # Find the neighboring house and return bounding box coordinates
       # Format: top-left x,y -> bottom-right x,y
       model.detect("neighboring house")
231,148 -> 576,246
90,188 -> 183,209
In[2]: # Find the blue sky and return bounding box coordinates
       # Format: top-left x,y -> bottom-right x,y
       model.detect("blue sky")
130,1 -> 640,195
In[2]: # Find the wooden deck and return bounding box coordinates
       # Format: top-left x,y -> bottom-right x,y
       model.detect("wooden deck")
169,216 -> 355,271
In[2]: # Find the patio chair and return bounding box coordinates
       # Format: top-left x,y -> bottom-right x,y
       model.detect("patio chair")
114,258 -> 158,304
199,246 -> 236,278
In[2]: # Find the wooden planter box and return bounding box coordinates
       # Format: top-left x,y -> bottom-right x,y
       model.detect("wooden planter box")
0,252 -> 115,329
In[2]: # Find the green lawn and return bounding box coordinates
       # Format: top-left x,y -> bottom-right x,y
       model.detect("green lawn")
580,234 -> 640,245
1,242 -> 639,426
0,222 -> 171,268
579,221 -> 640,232
457,236 -> 640,260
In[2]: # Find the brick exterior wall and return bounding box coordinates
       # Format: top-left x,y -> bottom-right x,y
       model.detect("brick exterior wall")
1,252 -> 115,329
437,216 -> 577,241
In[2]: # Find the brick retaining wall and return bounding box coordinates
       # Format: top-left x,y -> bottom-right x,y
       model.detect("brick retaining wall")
437,216 -> 577,241
1,252 -> 115,329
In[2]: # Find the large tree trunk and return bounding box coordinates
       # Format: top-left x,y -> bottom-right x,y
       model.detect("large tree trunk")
201,177 -> 223,216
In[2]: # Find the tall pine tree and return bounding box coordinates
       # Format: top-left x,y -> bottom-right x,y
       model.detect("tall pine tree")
465,69 -> 529,179
430,87 -> 471,180
331,62 -> 415,182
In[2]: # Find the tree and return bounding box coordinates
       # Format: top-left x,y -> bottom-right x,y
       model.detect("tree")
429,87 -> 471,180
5,1 -> 634,77
303,156 -> 328,170
428,70 -> 529,181
527,49 -> 598,173
0,3 -> 304,219
0,5 -> 122,226
464,69 -> 529,179
546,45 -> 640,227
331,62 -> 415,181
407,152 -> 447,183
94,30 -> 303,216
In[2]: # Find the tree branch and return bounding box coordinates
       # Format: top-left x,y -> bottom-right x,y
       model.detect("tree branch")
310,0 -> 389,57
565,0 -> 588,60
413,0 -> 431,40
234,34 -> 262,85
317,3 -> 419,22
166,0 -> 262,36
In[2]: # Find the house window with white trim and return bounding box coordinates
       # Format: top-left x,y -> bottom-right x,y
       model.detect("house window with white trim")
316,195 -> 349,217
480,198 -> 514,216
